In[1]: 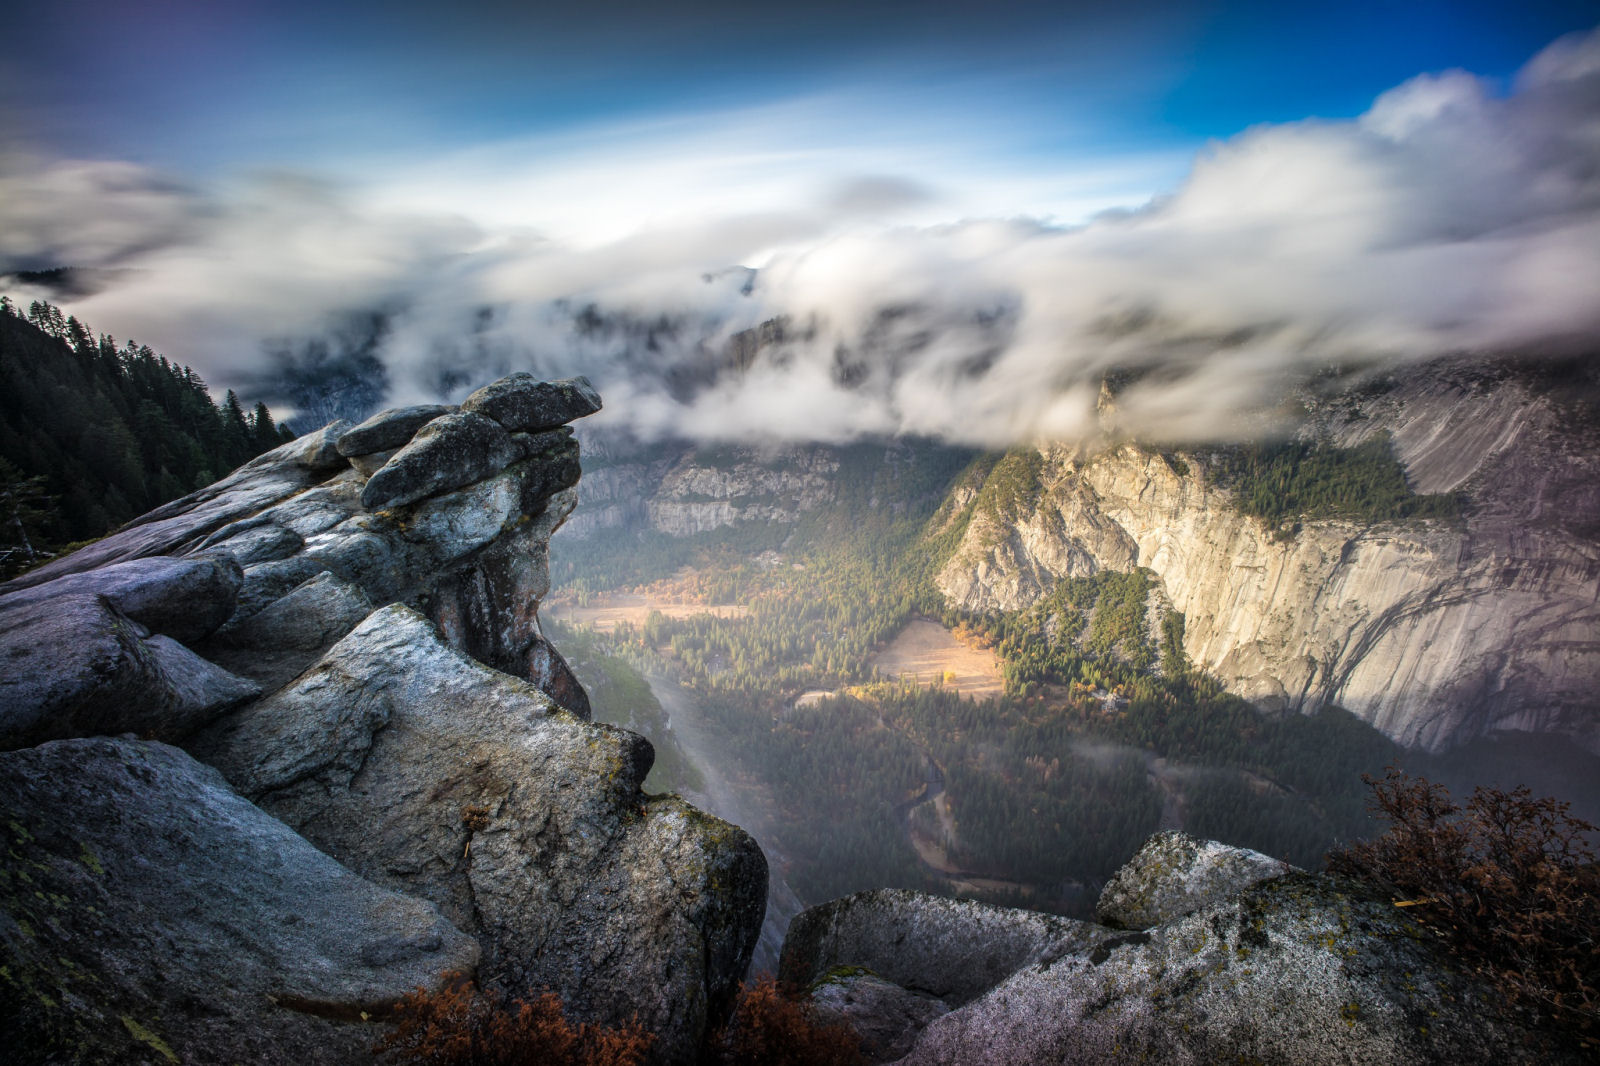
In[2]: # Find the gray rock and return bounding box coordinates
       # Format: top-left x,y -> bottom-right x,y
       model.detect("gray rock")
780,889 -> 1109,1007
0,737 -> 477,1065
0,593 -> 259,750
234,554 -> 332,621
0,425 -> 345,591
200,518 -> 305,565
808,973 -> 948,1064
197,605 -> 765,1064
201,571 -> 374,688
461,373 -> 601,432
1096,829 -> 1295,930
336,404 -> 455,457
0,553 -> 243,643
291,418 -> 357,472
360,411 -> 522,512
349,450 -> 393,477
897,873 -> 1586,1065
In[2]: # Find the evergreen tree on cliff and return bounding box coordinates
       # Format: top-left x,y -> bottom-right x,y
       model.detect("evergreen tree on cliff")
0,298 -> 291,575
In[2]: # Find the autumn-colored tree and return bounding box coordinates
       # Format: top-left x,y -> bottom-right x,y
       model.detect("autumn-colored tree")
1328,768 -> 1600,1036
710,975 -> 861,1066
374,975 -> 651,1066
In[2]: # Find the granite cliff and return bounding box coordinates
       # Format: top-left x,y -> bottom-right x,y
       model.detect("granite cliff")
935,357 -> 1600,753
0,374 -> 766,1065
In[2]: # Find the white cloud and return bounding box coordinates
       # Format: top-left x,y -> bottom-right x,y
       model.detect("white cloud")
3,26 -> 1598,445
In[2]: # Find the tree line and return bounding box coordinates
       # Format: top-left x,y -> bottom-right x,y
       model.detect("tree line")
0,298 -> 294,574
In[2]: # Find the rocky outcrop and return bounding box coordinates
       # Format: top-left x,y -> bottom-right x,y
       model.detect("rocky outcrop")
782,834 -> 1585,1065
780,890 -> 1107,1008
937,359 -> 1600,753
1095,829 -> 1295,929
460,373 -> 601,432
778,890 -> 1112,1063
0,373 -> 767,1064
0,592 -> 260,750
193,605 -> 765,1063
0,737 -> 479,1065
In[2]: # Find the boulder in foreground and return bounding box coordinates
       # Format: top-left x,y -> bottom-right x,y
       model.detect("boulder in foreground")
0,737 -> 478,1065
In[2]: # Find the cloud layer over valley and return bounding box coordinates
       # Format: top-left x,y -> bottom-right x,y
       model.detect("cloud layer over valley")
3,27 -> 1598,445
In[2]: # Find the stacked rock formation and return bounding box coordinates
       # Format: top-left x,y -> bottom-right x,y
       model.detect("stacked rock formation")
778,830 -> 1585,1065
0,374 -> 766,1065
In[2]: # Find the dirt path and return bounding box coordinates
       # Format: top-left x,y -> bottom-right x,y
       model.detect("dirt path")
871,619 -> 1004,699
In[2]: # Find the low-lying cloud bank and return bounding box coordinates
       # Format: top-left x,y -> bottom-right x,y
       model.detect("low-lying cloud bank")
3,27 -> 1598,445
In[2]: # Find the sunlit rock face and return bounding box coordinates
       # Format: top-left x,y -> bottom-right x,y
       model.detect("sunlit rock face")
780,834 -> 1588,1066
937,357 -> 1600,754
0,374 -> 767,1065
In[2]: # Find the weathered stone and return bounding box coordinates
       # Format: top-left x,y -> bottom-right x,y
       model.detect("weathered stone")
336,404 -> 455,457
896,873 -> 1587,1065
934,357 -> 1600,755
201,571 -> 374,688
0,423 -> 348,591
461,373 -> 602,432
417,481 -> 586,710
1096,829 -> 1295,930
199,518 -> 305,565
521,634 -> 592,718
360,411 -> 521,511
199,605 -> 764,1064
233,555 -> 332,622
779,889 -> 1108,1008
0,553 -> 243,643
292,418 -> 357,472
348,450 -> 392,477
0,593 -> 259,750
807,973 -> 948,1064
0,737 -> 477,1065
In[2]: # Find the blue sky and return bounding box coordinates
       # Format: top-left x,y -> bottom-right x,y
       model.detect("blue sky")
5,1 -> 1596,201
1,2 -> 1597,442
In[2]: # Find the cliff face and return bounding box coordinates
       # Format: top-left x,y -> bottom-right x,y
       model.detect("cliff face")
0,376 -> 766,1065
564,437 -> 841,540
937,359 -> 1600,753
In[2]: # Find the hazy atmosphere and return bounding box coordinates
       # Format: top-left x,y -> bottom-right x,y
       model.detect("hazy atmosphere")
5,5 -> 1600,1063
4,1 -> 1598,443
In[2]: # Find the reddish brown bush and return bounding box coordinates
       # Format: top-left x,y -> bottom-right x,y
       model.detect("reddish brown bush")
373,974 -> 652,1066
1328,767 -> 1600,1035
710,974 -> 861,1066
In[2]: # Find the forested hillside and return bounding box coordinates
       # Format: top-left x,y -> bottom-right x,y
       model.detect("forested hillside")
0,298 -> 293,574
551,442 -> 1419,915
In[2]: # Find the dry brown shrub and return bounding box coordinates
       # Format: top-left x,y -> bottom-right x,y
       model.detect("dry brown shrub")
1328,767 -> 1600,1036
711,974 -> 862,1066
373,973 -> 652,1066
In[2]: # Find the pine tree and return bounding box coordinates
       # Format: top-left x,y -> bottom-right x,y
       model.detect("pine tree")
0,457 -> 57,575
250,401 -> 281,450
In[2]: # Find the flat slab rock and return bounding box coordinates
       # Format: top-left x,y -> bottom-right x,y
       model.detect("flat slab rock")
460,373 -> 601,433
335,404 -> 455,458
0,553 -> 243,644
0,737 -> 477,1065
0,592 -> 259,751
